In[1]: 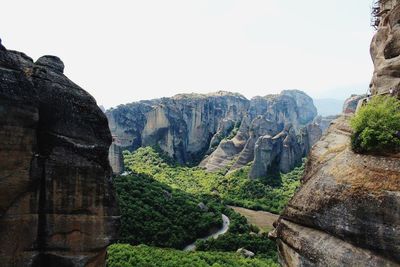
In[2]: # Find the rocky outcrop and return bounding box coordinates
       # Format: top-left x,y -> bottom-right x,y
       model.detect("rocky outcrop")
107,90 -> 320,175
249,125 -> 303,179
272,115 -> 400,266
106,91 -> 249,167
342,94 -> 367,114
0,46 -> 119,266
273,4 -> 400,264
370,0 -> 400,97
109,142 -> 125,175
201,90 -> 318,175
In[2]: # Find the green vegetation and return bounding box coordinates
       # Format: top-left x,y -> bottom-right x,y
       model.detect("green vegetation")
222,165 -> 303,213
107,244 -> 279,267
351,96 -> 400,153
225,121 -> 241,141
196,233 -> 277,261
113,147 -> 305,266
114,173 -> 222,248
124,146 -> 304,214
193,202 -> 278,261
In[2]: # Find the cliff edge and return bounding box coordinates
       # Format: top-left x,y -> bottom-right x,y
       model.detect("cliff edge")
272,2 -> 400,265
0,44 -> 119,266
272,114 -> 400,266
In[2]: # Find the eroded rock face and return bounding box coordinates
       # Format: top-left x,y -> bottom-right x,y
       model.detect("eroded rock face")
370,0 -> 400,97
272,115 -> 400,266
249,125 -> 303,179
342,94 -> 366,114
106,91 -> 249,167
107,90 -> 319,174
273,5 -> 400,264
0,47 -> 119,266
202,90 -> 318,174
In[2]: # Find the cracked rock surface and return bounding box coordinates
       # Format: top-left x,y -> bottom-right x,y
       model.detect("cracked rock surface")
0,46 -> 119,266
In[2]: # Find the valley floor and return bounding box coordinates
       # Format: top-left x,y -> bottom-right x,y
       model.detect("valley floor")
228,206 -> 278,233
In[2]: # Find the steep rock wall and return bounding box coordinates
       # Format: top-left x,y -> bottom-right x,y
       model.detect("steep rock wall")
202,90 -> 319,175
107,90 -> 319,176
272,115 -> 400,267
371,0 -> 400,96
0,46 -> 119,266
273,3 -> 400,265
106,91 -> 249,167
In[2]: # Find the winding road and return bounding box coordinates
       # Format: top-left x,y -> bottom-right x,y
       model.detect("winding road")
183,214 -> 230,251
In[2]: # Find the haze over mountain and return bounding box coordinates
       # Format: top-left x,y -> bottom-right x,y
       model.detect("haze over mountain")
313,98 -> 344,116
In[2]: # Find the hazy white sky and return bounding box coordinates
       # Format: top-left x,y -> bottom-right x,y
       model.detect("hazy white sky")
1,0 -> 375,108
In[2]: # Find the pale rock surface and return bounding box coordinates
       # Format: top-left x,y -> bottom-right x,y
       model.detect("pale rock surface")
272,115 -> 400,266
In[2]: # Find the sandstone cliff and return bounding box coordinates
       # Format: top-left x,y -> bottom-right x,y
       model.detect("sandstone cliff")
201,90 -> 319,177
371,0 -> 400,97
271,114 -> 400,266
272,2 -> 400,265
106,91 -> 249,167
106,90 -> 321,177
0,45 -> 119,266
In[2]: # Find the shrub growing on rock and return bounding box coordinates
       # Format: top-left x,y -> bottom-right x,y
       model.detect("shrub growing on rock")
350,96 -> 400,153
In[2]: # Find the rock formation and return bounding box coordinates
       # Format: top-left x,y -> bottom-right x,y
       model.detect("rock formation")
106,90 -> 321,177
249,125 -> 303,180
271,115 -> 400,267
370,0 -> 400,97
201,90 -> 318,177
106,91 -> 249,169
342,94 -> 367,114
272,2 -> 400,265
0,45 -> 119,266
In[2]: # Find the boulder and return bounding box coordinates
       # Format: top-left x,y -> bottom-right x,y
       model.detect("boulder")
35,55 -> 65,73
236,248 -> 255,258
342,94 -> 366,114
197,202 -> 209,212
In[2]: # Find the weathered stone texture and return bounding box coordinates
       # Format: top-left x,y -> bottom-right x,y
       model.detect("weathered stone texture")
371,0 -> 400,96
106,90 -> 321,176
273,115 -> 400,266
0,47 -> 119,266
273,4 -> 400,265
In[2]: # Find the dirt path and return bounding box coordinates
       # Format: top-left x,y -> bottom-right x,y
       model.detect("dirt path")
228,206 -> 279,233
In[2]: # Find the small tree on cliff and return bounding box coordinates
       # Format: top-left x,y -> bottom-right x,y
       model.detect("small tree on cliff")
350,96 -> 400,153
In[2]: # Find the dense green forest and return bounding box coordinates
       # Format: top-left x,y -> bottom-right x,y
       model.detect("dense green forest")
195,233 -> 277,261
109,146 -> 305,266
107,244 -> 279,267
114,173 -> 223,248
123,146 -> 303,214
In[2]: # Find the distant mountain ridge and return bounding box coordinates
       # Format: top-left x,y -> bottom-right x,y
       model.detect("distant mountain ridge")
106,90 -> 329,178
